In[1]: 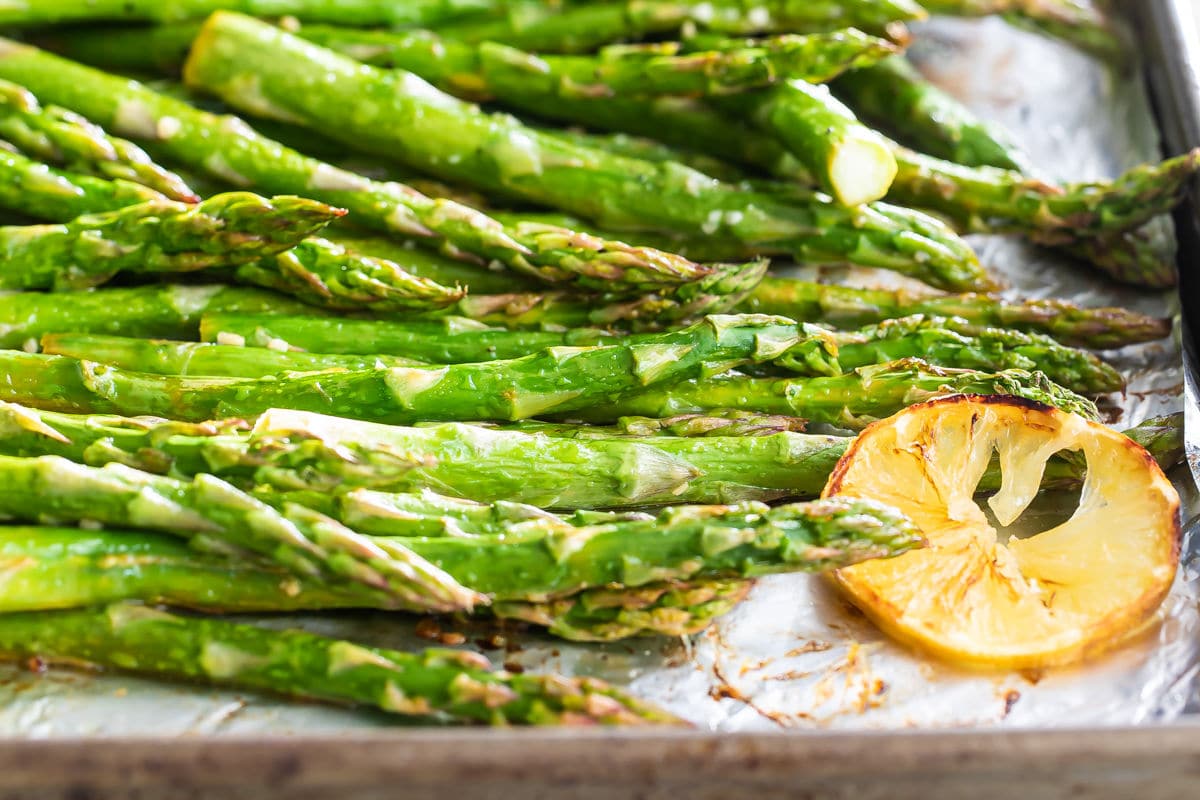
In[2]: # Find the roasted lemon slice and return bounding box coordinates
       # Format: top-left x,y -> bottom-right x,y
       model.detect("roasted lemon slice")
822,395 -> 1180,670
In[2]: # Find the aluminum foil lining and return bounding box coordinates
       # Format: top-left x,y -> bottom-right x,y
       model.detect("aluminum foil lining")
0,15 -> 1195,735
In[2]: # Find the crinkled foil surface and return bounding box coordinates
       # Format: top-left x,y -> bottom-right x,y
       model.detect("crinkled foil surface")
0,16 -> 1196,735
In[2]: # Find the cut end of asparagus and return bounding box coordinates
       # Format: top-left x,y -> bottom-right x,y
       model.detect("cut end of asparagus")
830,134 -> 898,206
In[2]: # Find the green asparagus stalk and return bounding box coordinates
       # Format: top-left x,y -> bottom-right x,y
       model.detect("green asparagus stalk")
740,276 -> 1172,348
234,236 -> 467,313
301,23 -> 897,96
502,413 -> 1186,491
555,359 -> 1100,426
0,402 -> 837,506
0,0 -> 500,27
310,27 -> 887,98
0,401 -> 1180,508
0,454 -> 481,611
0,315 -> 841,423
0,602 -> 682,725
0,40 -> 721,298
0,146 -> 166,221
832,55 -> 1033,173
0,78 -> 197,201
0,284 -> 313,350
920,0 -> 1125,61
887,144 -> 1200,248
720,79 -> 897,206
190,308 -> 1121,394
319,496 -> 926,597
432,0 -> 927,52
825,315 -> 1123,394
181,13 -> 992,291
0,191 -> 343,291
0,524 -> 751,641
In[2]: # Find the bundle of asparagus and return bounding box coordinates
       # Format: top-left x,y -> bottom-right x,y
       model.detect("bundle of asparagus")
0,0 -> 1182,726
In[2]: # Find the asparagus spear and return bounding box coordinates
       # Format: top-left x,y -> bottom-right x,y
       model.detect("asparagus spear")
234,236 -> 467,313
0,0 -> 499,27
740,276 -> 1172,348
0,525 -> 751,641
824,315 -> 1123,394
323,496 -> 925,597
0,602 -> 681,725
0,146 -> 166,221
0,402 -> 832,506
512,409 -> 1189,483
720,79 -> 896,206
0,401 -> 1181,507
299,24 -> 897,97
0,191 -> 343,291
0,41 -> 719,298
832,55 -> 1033,173
0,454 -> 482,611
0,284 -> 313,350
556,359 -> 1100,426
432,0 -> 926,52
181,13 -> 991,291
0,315 -> 841,423
888,145 -> 1200,246
189,309 -> 1121,394
0,78 -> 196,201
309,27 -> 889,99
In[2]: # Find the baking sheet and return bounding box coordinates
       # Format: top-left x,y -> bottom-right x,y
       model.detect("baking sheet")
0,14 -> 1194,735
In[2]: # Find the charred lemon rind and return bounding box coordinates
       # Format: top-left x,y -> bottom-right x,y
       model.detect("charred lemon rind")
822,394 -> 1180,671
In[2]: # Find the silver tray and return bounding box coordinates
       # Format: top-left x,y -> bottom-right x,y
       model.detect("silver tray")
0,1 -> 1196,796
